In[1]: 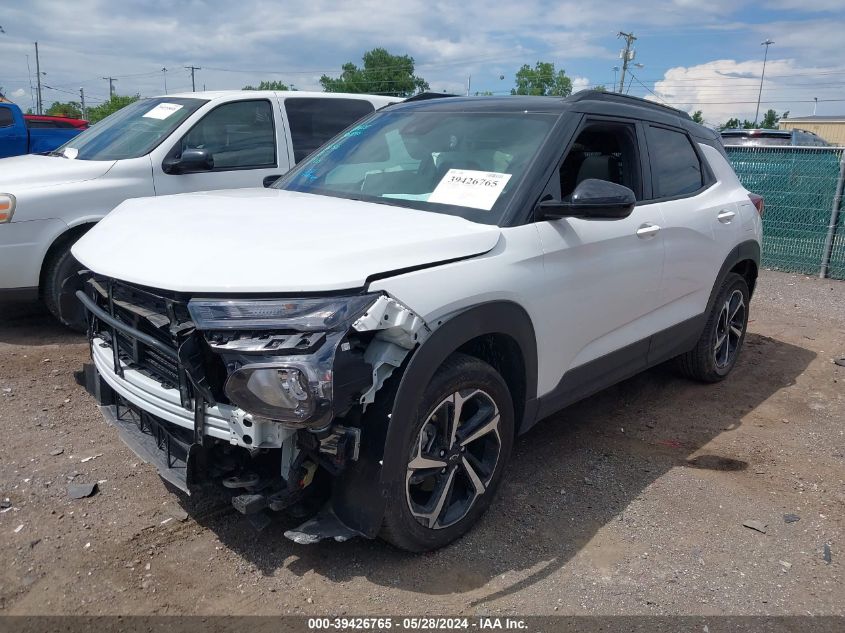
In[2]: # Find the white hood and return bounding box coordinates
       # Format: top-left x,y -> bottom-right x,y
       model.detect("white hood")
0,154 -> 115,190
72,188 -> 501,293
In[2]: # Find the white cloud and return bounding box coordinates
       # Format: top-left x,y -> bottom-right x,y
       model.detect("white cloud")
571,76 -> 591,92
649,58 -> 844,126
11,88 -> 26,98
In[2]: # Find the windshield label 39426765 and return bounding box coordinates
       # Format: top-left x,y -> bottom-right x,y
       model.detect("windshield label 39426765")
428,169 -> 512,210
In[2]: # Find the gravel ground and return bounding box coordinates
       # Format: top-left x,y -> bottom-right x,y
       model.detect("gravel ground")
0,270 -> 842,615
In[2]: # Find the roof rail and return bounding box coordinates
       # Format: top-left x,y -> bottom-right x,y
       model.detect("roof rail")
567,90 -> 692,120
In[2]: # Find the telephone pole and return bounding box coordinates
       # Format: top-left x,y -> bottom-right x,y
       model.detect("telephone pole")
34,41 -> 43,114
185,65 -> 201,92
161,67 -> 168,94
79,87 -> 86,120
102,76 -> 117,99
754,39 -> 774,126
617,31 -> 637,93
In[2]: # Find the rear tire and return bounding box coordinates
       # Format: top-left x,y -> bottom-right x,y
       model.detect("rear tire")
676,272 -> 749,382
43,241 -> 86,332
380,353 -> 514,552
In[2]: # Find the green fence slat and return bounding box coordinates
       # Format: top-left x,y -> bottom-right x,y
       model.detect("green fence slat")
725,146 -> 845,279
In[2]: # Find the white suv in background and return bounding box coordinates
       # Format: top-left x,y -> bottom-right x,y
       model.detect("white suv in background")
73,91 -> 763,552
0,90 -> 398,327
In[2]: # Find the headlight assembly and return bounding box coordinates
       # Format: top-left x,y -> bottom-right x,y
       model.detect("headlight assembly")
224,364 -> 327,425
0,194 -> 16,223
188,294 -> 379,331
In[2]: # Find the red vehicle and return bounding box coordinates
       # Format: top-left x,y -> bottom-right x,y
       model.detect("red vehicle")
23,114 -> 89,130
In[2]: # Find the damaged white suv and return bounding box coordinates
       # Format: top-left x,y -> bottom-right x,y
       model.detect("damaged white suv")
73,91 -> 762,551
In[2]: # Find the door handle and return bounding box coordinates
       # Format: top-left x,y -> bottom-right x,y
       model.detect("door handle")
717,209 -> 736,223
636,223 -> 661,239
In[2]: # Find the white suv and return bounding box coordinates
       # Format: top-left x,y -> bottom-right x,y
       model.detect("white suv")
73,91 -> 763,551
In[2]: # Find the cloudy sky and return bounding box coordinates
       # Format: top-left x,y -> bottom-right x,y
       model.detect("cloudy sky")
1,0 -> 843,126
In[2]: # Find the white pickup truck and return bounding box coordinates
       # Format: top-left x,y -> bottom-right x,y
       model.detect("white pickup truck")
0,90 -> 398,327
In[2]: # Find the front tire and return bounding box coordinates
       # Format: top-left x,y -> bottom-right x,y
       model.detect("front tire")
43,241 -> 86,332
676,272 -> 750,382
380,353 -> 514,552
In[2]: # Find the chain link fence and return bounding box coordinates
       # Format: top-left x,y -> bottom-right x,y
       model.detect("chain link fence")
725,145 -> 845,279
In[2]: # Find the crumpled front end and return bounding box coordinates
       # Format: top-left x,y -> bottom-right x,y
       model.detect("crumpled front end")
76,275 -> 428,541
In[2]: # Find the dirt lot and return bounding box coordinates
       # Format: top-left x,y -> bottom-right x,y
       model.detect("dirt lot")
0,270 -> 842,616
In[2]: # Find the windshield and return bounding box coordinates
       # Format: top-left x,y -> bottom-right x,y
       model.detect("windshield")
277,108 -> 557,224
56,97 -> 206,161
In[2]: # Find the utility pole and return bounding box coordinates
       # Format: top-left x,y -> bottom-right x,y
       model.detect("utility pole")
102,76 -> 117,99
754,39 -> 774,126
79,87 -> 86,120
617,31 -> 636,93
185,65 -> 201,92
161,67 -> 168,94
813,97 -> 818,116
34,41 -> 43,115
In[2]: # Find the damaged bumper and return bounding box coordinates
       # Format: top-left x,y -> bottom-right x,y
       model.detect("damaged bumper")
76,276 -> 430,544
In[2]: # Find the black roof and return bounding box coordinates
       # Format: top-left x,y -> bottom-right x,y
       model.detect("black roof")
388,90 -> 717,142
395,90 -> 691,118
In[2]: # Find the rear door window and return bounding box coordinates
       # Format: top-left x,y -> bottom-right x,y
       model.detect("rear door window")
0,108 -> 14,127
647,126 -> 703,198
284,98 -> 375,163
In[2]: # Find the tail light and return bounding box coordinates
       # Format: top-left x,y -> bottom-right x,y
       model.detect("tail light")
748,193 -> 764,217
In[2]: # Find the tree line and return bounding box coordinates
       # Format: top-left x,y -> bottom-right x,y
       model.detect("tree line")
32,49 -> 788,131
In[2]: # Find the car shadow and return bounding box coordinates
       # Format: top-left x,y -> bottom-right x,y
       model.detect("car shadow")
175,332 -> 816,603
0,303 -> 84,346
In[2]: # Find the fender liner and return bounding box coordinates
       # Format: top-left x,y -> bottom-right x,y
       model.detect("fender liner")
330,301 -> 538,538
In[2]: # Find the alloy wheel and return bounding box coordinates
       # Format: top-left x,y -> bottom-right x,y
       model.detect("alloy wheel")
405,388 -> 502,529
714,289 -> 746,369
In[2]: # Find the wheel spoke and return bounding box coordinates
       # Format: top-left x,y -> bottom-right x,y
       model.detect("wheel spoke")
459,412 -> 500,447
462,455 -> 486,497
408,429 -> 447,472
714,333 -> 727,352
411,466 -> 457,529
730,325 -> 743,339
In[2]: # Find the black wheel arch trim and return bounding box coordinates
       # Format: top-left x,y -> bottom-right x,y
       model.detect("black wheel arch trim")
329,300 -> 538,538
705,240 -> 760,315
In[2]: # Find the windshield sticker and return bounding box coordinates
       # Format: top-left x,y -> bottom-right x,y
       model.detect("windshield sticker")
62,147 -> 79,159
428,169 -> 512,211
142,103 -> 184,120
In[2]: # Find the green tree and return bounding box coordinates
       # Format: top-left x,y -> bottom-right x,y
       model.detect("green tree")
511,62 -> 572,97
320,48 -> 429,97
86,94 -> 140,124
691,110 -> 704,124
45,101 -> 83,118
592,85 -> 607,92
759,108 -> 779,129
720,117 -> 755,130
242,80 -> 289,91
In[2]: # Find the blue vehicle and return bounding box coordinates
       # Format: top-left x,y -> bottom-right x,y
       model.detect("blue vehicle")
0,102 -> 87,158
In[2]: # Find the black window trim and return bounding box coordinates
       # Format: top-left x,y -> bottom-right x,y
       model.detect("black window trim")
532,113 -> 648,220
639,122 -> 715,205
162,98 -> 278,174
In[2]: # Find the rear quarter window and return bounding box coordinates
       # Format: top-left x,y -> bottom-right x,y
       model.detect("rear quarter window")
284,98 -> 376,163
0,108 -> 14,128
648,126 -> 703,198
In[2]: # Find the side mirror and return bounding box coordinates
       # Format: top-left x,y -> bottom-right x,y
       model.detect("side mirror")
536,179 -> 636,221
162,148 -> 214,174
